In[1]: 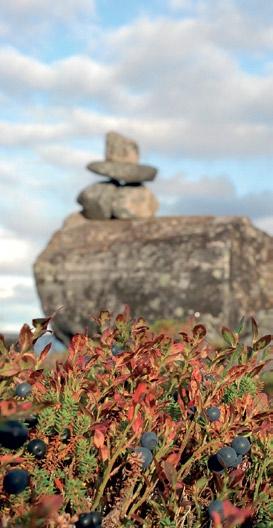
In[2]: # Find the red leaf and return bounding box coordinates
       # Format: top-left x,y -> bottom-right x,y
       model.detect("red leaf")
38,343 -> 52,363
132,412 -> 143,434
193,324 -> 207,341
19,323 -> 33,353
54,478 -> 64,493
100,445 -> 110,462
94,428 -> 105,449
0,454 -> 25,465
68,334 -> 88,361
253,334 -> 272,351
128,404 -> 135,421
133,383 -> 148,404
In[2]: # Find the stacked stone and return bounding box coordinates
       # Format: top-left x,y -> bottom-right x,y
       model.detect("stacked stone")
77,131 -> 159,219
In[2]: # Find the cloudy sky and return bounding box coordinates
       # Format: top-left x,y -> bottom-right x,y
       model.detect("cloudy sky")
1,0 -> 273,334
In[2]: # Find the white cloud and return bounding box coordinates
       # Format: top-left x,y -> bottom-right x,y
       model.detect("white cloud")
0,0 -> 96,47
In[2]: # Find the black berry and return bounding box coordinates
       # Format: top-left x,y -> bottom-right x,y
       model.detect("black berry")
75,511 -> 102,527
3,469 -> 30,494
140,432 -> 158,450
216,447 -> 238,468
111,343 -> 124,356
208,499 -> 224,521
173,390 -> 179,402
27,439 -> 47,459
231,436 -> 251,456
15,382 -> 32,398
206,406 -> 221,422
208,454 -> 225,473
134,447 -> 153,469
0,420 -> 29,449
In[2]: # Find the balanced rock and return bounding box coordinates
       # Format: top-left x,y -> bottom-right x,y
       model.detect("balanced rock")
87,161 -> 157,184
106,131 -> 139,164
77,182 -> 117,219
33,216 -> 273,345
112,186 -> 159,219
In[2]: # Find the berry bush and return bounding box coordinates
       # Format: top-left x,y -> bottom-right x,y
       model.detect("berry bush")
0,307 -> 273,527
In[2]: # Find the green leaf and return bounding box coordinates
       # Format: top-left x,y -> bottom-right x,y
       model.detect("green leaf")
221,326 -> 237,347
234,316 -> 245,335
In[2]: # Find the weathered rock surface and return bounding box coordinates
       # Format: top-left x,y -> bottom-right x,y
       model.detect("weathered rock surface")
112,186 -> 159,219
33,216 -> 273,344
87,161 -> 157,183
106,131 -> 139,164
77,182 -> 117,219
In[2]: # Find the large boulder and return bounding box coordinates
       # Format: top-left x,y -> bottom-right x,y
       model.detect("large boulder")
33,216 -> 273,344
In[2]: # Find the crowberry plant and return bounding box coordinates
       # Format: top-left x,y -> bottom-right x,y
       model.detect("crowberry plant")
0,308 -> 272,527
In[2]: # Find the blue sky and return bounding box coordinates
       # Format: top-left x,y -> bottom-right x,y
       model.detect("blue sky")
1,0 -> 273,333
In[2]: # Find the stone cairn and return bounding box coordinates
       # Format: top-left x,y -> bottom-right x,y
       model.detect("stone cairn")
77,131 -> 159,219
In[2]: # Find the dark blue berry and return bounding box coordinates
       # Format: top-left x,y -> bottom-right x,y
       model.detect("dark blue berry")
231,454 -> 243,468
3,469 -> 30,494
231,436 -> 251,456
208,499 -> 224,521
216,447 -> 238,468
134,447 -> 153,469
111,343 -> 124,356
0,420 -> 28,449
206,406 -> 221,422
173,390 -> 178,402
208,454 -> 225,473
15,382 -> 32,398
27,439 -> 47,459
140,432 -> 158,450
75,511 -> 102,527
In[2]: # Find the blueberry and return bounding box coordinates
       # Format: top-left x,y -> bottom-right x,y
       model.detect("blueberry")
111,343 -> 124,356
15,382 -> 32,398
208,454 -> 225,473
231,436 -> 251,456
0,420 -> 29,449
173,390 -> 178,402
206,406 -> 221,422
27,439 -> 47,459
216,447 -> 238,468
134,447 -> 153,469
208,499 -> 224,521
3,469 -> 30,494
140,432 -> 158,450
231,454 -> 243,468
75,511 -> 102,527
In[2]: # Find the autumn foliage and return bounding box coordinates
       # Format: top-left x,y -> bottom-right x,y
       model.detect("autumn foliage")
0,307 -> 273,527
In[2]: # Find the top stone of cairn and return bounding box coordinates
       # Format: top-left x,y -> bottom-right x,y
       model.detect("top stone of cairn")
106,131 -> 139,164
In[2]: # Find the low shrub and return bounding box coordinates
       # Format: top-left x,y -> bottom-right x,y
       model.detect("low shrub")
0,308 -> 273,527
